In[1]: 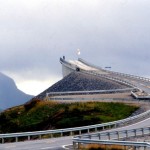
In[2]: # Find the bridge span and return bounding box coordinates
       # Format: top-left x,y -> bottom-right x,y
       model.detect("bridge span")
1,57 -> 150,149
60,57 -> 150,99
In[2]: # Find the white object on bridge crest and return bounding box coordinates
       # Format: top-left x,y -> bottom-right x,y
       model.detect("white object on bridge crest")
77,49 -> 81,55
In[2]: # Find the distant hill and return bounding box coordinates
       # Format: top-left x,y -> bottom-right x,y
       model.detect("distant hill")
0,72 -> 33,110
36,72 -> 129,99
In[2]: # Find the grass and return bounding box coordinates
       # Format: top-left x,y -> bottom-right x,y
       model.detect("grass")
80,144 -> 130,150
0,99 -> 139,133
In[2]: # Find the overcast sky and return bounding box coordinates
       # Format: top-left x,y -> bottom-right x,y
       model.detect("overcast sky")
1,0 -> 150,95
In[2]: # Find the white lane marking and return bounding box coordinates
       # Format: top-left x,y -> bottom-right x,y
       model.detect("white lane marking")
41,147 -> 57,150
62,144 -> 73,149
140,83 -> 144,86
4,145 -> 16,149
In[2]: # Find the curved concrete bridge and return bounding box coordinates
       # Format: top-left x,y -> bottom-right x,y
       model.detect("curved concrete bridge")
1,57 -> 150,150
60,57 -> 150,99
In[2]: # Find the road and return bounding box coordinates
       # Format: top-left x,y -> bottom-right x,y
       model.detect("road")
0,117 -> 150,150
0,136 -> 72,150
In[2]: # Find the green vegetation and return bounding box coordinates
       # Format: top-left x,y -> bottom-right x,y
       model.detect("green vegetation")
0,99 -> 138,133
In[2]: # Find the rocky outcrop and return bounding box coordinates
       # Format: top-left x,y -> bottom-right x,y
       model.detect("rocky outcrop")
36,72 -> 129,99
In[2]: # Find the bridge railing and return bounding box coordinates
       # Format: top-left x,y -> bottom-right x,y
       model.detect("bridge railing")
46,88 -> 136,97
79,58 -> 150,83
73,127 -> 150,149
82,69 -> 137,88
1,109 -> 150,143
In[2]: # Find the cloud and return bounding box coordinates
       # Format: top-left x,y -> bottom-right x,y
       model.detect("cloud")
0,0 -> 150,94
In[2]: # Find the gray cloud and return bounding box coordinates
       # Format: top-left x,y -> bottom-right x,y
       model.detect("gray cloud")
0,0 -> 150,83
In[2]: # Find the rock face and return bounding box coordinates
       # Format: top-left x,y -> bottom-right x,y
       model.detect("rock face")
36,72 -> 129,99
0,72 -> 33,110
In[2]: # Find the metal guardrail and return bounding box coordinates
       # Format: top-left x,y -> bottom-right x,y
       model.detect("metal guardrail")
46,88 -> 136,97
48,97 -> 133,102
73,127 -> 150,149
1,109 -> 150,143
79,58 -> 150,83
131,91 -> 150,99
82,70 -> 137,88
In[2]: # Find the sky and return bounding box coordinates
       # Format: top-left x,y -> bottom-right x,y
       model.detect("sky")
0,0 -> 150,95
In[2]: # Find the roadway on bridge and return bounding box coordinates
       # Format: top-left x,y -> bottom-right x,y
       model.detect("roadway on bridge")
76,59 -> 150,95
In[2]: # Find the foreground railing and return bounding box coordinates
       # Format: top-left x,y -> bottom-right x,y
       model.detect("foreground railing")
73,126 -> 150,149
1,109 -> 150,143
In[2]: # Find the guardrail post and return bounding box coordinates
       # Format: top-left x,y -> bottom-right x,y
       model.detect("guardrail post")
95,127 -> 97,132
73,141 -> 76,150
108,133 -> 110,140
2,138 -> 4,144
61,132 -> 63,137
79,130 -> 81,135
39,135 -> 42,139
15,137 -> 18,142
117,131 -> 120,139
88,129 -> 90,133
50,133 -> 53,138
103,126 -> 105,130
28,136 -> 30,140
78,142 -> 81,149
88,135 -> 91,139
70,131 -> 73,136
142,128 -> 144,136
134,129 -> 137,137
126,130 -> 128,138
98,133 -> 101,140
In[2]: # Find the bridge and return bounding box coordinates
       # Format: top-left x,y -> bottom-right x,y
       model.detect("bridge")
1,57 -> 150,150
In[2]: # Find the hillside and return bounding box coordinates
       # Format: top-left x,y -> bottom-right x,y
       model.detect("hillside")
36,72 -> 129,99
0,100 -> 138,133
0,72 -> 33,110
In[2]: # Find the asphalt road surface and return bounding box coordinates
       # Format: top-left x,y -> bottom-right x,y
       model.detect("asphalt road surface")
0,117 -> 150,150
